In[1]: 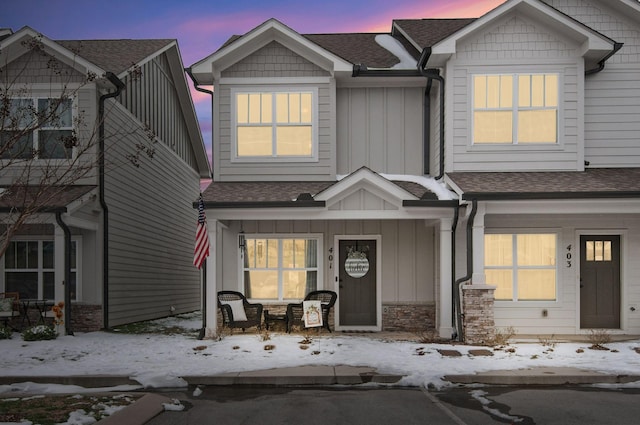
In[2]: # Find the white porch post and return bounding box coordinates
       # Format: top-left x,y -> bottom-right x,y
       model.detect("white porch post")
204,219 -> 218,337
53,223 -> 66,335
438,218 -> 453,338
471,202 -> 486,285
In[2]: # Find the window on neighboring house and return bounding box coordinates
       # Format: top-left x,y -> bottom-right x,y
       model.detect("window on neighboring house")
233,89 -> 316,160
485,233 -> 557,301
0,97 -> 75,159
473,74 -> 558,144
242,237 -> 319,300
3,239 -> 79,300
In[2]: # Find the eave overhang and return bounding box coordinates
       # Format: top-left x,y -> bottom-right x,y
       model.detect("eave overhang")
427,0 -> 618,67
190,18 -> 353,84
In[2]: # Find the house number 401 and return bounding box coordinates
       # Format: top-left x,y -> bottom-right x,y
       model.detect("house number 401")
566,244 -> 572,268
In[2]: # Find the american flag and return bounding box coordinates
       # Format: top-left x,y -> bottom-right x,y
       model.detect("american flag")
193,195 -> 210,269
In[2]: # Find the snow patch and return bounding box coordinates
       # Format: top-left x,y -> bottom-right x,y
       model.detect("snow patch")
374,34 -> 416,69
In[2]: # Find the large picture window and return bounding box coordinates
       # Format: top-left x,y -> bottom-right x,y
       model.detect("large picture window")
242,237 -> 319,301
473,74 -> 558,144
3,239 -> 79,300
233,89 -> 316,160
485,233 -> 557,301
1,97 -> 75,159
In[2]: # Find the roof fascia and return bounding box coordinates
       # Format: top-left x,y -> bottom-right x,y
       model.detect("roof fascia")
314,167 -> 419,204
428,0 -> 615,66
0,26 -> 105,79
114,40 -> 174,81
190,19 -> 352,84
162,43 -> 211,177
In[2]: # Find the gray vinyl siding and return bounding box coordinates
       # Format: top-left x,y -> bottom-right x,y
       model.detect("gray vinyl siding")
104,102 -> 201,326
214,41 -> 335,181
118,51 -> 200,171
336,87 -> 423,176
218,219 -> 436,303
448,13 -> 583,172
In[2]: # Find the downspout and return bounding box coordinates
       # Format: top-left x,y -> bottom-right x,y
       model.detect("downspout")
585,42 -> 623,76
453,199 -> 477,342
450,204 -> 460,339
423,79 -> 433,175
98,72 -> 125,330
185,68 -> 214,340
417,48 -> 445,180
55,211 -> 73,335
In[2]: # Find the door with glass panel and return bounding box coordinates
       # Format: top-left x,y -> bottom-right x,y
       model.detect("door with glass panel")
580,235 -> 620,329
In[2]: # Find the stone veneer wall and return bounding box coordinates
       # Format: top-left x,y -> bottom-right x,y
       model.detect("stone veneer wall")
382,303 -> 436,332
462,284 -> 496,345
70,304 -> 103,332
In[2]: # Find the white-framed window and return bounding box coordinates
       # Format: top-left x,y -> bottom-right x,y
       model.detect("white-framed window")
232,87 -> 317,161
485,233 -> 557,301
242,235 -> 321,301
473,73 -> 558,144
0,97 -> 75,159
3,238 -> 80,300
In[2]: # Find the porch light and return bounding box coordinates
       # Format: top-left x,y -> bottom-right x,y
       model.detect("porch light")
239,231 -> 246,250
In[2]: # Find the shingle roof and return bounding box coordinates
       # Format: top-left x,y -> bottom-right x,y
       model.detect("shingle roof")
447,168 -> 640,199
0,185 -> 97,211
57,39 -> 174,74
304,33 -> 401,68
218,19 -> 477,69
201,180 -> 436,206
392,19 -> 476,50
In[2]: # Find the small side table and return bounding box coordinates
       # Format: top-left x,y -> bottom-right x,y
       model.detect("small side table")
263,310 -> 287,331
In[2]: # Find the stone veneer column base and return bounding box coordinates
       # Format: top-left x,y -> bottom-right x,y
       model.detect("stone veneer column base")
462,284 -> 496,345
382,303 -> 435,332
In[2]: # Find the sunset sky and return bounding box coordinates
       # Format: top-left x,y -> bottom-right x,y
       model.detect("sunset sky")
2,0 -> 506,161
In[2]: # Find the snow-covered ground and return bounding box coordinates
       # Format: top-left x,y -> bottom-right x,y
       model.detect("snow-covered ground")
2,312 -> 640,394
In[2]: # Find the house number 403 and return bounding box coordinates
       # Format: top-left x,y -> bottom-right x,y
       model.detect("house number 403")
566,244 -> 572,268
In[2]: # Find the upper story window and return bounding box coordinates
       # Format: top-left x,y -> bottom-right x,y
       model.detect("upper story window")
485,233 -> 557,302
233,88 -> 317,161
473,74 -> 558,144
1,97 -> 75,160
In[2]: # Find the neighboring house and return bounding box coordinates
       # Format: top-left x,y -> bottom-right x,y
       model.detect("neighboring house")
0,27 -> 210,332
189,0 -> 640,343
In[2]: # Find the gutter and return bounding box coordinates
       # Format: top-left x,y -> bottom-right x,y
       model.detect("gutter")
585,42 -> 624,75
55,211 -> 73,336
98,72 -> 125,331
461,191 -> 640,201
453,199 -> 477,342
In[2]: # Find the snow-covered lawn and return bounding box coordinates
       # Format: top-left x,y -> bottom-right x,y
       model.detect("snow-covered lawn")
2,312 -> 640,393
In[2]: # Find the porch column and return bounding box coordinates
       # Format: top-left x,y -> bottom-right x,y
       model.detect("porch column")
470,202 -> 486,286
438,218 -> 454,338
53,223 -> 66,336
204,219 -> 218,338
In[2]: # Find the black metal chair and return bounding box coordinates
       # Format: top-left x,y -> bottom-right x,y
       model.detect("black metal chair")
286,290 -> 337,333
217,291 -> 263,332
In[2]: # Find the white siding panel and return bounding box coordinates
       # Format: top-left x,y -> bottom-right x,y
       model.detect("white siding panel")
336,87 -> 423,176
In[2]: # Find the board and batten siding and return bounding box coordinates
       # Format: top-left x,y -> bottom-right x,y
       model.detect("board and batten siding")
213,41 -> 335,181
104,102 -> 201,326
336,87 -> 423,176
485,213 -> 640,335
118,51 -> 200,172
218,219 -> 436,304
447,13 -> 583,172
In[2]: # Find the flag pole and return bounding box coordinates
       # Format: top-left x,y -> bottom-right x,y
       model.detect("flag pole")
198,261 -> 207,340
